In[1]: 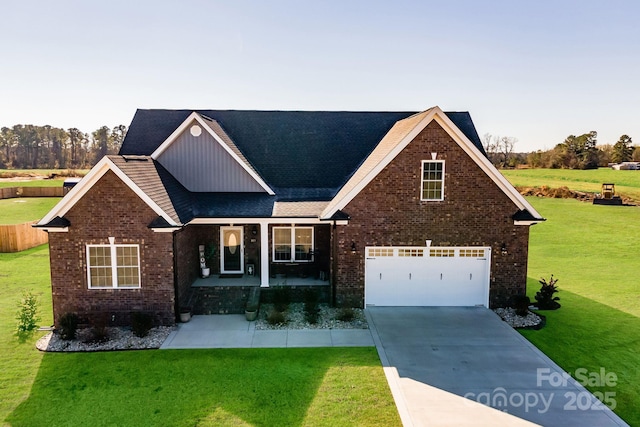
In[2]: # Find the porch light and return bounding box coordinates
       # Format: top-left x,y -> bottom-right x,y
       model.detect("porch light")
351,241 -> 357,253
252,225 -> 258,236
501,243 -> 508,255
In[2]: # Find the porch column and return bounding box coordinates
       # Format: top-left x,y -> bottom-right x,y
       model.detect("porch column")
260,222 -> 269,287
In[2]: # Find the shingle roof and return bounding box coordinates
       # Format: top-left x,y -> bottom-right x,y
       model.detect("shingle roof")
121,109 -> 485,195
109,155 -> 192,223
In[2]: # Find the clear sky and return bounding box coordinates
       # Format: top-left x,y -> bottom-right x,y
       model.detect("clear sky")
1,0 -> 639,152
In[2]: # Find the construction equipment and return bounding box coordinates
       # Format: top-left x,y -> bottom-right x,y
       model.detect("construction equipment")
593,183 -> 623,205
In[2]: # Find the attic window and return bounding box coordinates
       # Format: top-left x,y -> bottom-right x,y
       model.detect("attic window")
190,125 -> 202,137
421,160 -> 445,201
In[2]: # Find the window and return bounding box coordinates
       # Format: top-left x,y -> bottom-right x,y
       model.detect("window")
421,160 -> 445,201
87,243 -> 140,288
272,227 -> 314,262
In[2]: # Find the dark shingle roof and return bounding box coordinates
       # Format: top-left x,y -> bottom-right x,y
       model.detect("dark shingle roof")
120,110 -> 485,192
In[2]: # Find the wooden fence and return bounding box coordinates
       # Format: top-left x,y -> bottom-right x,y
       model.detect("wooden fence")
0,221 -> 48,252
0,186 -> 64,199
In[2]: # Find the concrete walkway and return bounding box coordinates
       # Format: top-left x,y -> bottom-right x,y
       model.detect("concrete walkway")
367,306 -> 628,427
160,314 -> 374,349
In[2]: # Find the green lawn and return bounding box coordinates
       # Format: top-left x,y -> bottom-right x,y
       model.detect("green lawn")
0,198 -> 61,224
521,197 -> 640,425
0,179 -> 66,188
502,168 -> 640,201
0,246 -> 400,427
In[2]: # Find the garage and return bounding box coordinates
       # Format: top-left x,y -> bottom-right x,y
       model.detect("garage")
364,246 -> 490,307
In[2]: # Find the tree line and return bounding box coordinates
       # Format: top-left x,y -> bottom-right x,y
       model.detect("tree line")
0,124 -> 127,170
484,132 -> 639,169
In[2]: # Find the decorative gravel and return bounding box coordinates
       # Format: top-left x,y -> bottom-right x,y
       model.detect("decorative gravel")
256,303 -> 369,330
493,307 -> 543,329
36,326 -> 175,352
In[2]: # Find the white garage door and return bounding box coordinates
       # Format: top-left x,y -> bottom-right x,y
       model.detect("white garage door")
365,246 -> 490,307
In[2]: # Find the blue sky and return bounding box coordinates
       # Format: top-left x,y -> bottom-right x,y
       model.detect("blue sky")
2,0 -> 639,151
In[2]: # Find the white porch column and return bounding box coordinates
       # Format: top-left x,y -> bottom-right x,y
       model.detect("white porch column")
260,221 -> 269,287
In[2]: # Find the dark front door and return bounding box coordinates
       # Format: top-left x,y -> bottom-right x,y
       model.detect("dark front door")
221,227 -> 243,273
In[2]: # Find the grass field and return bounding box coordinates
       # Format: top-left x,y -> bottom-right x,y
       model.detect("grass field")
0,247 -> 400,427
0,179 -> 66,188
502,168 -> 640,201
0,198 -> 61,224
0,168 -> 87,188
521,196 -> 640,425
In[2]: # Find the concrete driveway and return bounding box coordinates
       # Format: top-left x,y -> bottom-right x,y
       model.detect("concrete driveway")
366,307 -> 627,427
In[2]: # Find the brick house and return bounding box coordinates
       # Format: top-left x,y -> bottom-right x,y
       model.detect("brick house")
37,107 -> 543,326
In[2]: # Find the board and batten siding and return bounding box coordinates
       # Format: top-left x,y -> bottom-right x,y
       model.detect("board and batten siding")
157,127 -> 266,192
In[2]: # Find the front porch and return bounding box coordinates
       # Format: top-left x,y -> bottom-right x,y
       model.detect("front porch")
188,274 -> 331,315
191,274 -> 328,288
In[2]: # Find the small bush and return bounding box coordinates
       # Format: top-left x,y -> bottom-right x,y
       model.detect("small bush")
131,312 -> 153,338
303,289 -> 320,324
511,295 -> 531,317
273,286 -> 291,312
16,291 -> 40,339
58,312 -> 80,340
337,307 -> 355,322
85,315 -> 110,344
535,275 -> 561,310
267,310 -> 287,326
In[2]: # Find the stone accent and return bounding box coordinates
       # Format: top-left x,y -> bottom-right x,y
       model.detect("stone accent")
48,170 -> 176,327
334,121 -> 531,308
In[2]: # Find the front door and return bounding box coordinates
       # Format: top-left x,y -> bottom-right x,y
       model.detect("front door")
221,226 -> 244,274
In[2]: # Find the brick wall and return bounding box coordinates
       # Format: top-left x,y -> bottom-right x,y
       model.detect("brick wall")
48,170 -> 176,326
334,120 -> 531,308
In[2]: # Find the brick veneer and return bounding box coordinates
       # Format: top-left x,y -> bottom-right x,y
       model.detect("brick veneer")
334,121 -> 531,308
48,170 -> 176,326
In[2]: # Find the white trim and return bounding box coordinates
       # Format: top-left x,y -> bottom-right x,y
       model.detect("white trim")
514,220 -> 540,226
220,226 -> 244,274
151,227 -> 182,233
420,160 -> 445,201
321,107 -> 543,223
187,217 -> 348,225
86,242 -> 141,289
272,226 -> 314,263
37,156 -> 178,227
39,227 -> 69,233
150,112 -> 275,195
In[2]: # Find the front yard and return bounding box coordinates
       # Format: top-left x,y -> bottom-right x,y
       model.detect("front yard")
0,246 -> 400,427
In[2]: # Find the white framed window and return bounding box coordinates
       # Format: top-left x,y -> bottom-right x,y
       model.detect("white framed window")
272,226 -> 314,262
421,160 -> 445,201
86,242 -> 140,289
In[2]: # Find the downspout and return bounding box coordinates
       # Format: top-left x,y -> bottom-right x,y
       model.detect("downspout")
172,229 -> 181,323
330,219 -> 337,306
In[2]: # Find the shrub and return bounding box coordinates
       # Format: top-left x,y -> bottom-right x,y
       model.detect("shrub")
267,310 -> 287,326
58,312 -> 80,340
511,295 -> 531,317
16,291 -> 40,339
303,289 -> 320,324
131,312 -> 153,338
272,286 -> 291,312
85,315 -> 110,344
535,275 -> 561,310
337,307 -> 355,322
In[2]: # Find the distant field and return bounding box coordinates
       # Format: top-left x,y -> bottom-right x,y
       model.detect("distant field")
502,168 -> 640,201
0,169 -> 88,178
0,169 -> 87,189
0,179 -> 66,188
0,198 -> 61,224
